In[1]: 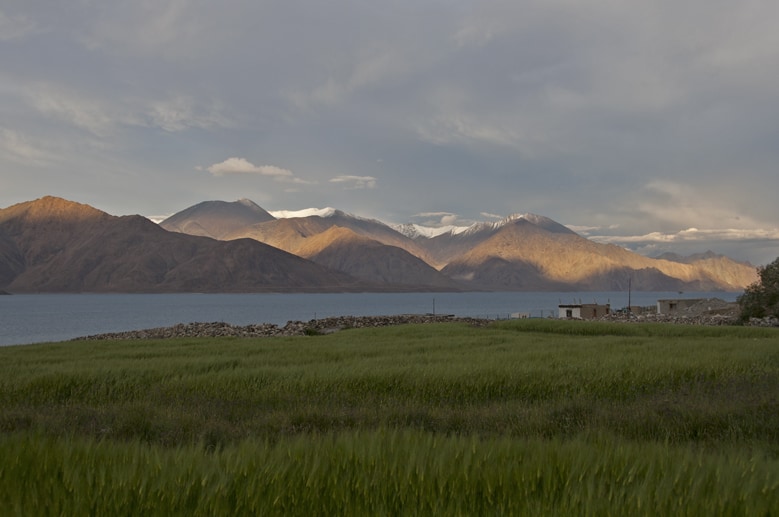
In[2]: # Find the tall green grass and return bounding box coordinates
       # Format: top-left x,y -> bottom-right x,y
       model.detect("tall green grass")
2,322 -> 776,445
1,430 -> 776,516
1,320 -> 777,513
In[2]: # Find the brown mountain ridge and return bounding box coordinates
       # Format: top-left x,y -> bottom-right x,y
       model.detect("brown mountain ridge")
296,227 -> 461,290
0,197 -> 365,293
0,196 -> 759,293
438,218 -> 755,291
161,199 -> 756,292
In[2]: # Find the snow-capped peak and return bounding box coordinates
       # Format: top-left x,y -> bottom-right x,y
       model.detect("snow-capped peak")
392,223 -> 469,239
237,198 -> 261,208
394,213 -> 569,239
505,213 -> 553,226
269,207 -> 338,219
460,213 -> 570,235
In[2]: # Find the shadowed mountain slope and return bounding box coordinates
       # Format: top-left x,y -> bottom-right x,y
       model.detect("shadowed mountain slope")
160,199 -> 275,240
0,197 -> 362,293
223,210 -> 437,265
441,219 -> 756,291
408,214 -> 577,267
162,201 -> 758,292
2,197 -> 755,293
295,227 -> 462,290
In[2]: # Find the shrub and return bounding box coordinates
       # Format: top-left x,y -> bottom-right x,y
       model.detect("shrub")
738,256 -> 779,322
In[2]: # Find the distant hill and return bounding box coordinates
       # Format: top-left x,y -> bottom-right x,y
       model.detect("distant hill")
164,201 -> 757,292
160,199 -> 275,240
0,197 -> 363,293
295,227 -> 462,290
438,218 -> 756,291
225,209 -> 435,264
406,214 -> 577,268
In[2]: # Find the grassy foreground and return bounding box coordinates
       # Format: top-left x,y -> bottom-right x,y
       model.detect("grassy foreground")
1,320 -> 777,514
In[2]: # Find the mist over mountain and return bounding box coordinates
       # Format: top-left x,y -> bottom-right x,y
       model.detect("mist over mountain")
0,196 -> 759,293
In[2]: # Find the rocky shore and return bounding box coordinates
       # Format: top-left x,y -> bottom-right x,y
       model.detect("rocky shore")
74,314 -> 492,341
74,301 -> 778,342
601,312 -> 778,327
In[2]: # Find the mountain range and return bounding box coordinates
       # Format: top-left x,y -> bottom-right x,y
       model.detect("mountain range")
0,197 -> 360,293
0,196 -> 758,293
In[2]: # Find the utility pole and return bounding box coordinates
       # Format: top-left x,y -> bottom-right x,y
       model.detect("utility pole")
627,276 -> 632,318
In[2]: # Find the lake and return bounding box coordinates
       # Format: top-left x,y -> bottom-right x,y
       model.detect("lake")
0,291 -> 740,346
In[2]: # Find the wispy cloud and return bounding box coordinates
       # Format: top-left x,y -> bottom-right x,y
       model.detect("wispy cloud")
416,113 -> 521,149
0,128 -> 55,166
144,96 -> 232,132
591,228 -> 779,245
23,85 -> 232,138
625,180 -> 771,232
412,212 -> 462,227
288,48 -> 410,111
566,224 -> 621,236
588,227 -> 779,265
26,87 -> 116,138
0,10 -> 38,41
206,158 -> 294,178
329,175 -> 377,189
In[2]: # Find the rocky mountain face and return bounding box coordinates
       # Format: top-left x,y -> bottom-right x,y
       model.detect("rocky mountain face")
0,196 -> 759,293
0,197 -> 364,293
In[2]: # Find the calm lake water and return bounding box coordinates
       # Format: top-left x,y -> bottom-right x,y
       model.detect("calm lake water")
0,291 -> 740,346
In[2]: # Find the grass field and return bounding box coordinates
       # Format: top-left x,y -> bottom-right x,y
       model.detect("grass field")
1,320 -> 777,514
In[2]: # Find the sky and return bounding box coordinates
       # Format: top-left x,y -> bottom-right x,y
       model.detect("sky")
1,0 -> 778,266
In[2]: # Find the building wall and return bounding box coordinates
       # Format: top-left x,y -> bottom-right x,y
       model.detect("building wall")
657,299 -> 705,315
558,305 -> 581,319
580,304 -> 610,319
558,304 -> 609,319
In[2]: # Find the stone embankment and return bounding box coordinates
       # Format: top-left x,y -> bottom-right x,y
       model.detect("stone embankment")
75,314 -> 491,341
600,298 -> 779,327
601,312 -> 739,326
601,313 -> 778,327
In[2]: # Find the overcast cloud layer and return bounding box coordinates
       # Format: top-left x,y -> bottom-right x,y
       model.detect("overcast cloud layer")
2,1 -> 778,265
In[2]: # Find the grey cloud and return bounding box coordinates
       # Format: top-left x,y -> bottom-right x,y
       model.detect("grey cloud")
1,1 -> 778,266
0,10 -> 38,41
